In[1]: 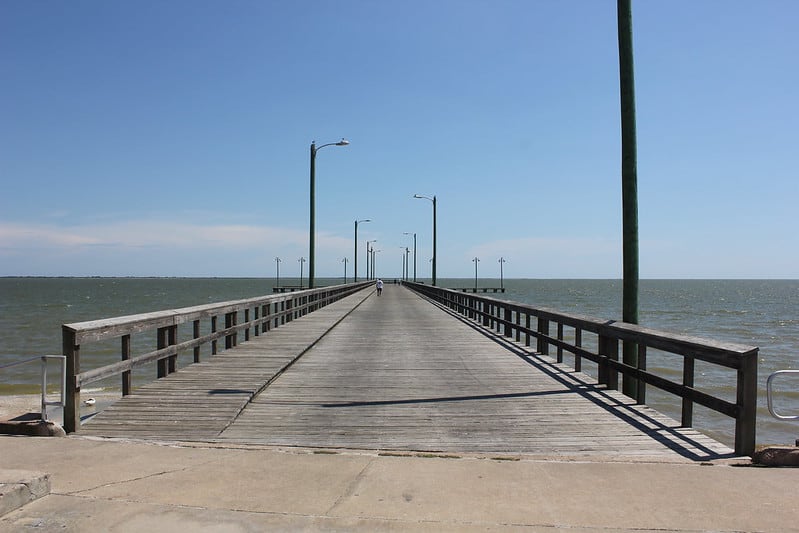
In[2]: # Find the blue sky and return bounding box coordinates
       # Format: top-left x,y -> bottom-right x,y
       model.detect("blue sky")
1,1 -> 796,279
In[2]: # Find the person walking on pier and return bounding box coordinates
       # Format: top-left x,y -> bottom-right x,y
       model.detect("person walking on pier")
376,278 -> 384,296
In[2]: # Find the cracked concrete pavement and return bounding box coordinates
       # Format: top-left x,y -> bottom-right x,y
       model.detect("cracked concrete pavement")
1,435 -> 798,532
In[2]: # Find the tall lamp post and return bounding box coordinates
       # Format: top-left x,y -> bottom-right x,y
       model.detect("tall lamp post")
472,257 -> 480,291
372,249 -> 380,279
342,257 -> 348,283
413,194 -> 436,285
403,232 -> 416,282
399,246 -> 408,281
366,240 -> 377,280
498,257 -> 506,290
354,219 -> 371,282
275,257 -> 281,287
298,257 -> 306,288
309,138 -> 349,289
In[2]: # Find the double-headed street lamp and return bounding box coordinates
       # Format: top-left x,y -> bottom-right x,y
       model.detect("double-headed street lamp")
498,257 -> 506,290
413,194 -> 437,285
473,256 -> 480,290
354,219 -> 371,282
275,257 -> 281,287
342,257 -> 348,283
309,138 -> 349,289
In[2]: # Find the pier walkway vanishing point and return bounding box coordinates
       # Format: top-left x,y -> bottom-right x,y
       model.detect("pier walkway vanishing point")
79,284 -> 736,461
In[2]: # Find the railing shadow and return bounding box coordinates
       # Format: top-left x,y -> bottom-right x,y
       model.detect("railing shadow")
419,292 -> 738,461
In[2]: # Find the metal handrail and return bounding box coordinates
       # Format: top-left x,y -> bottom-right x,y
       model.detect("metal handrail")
0,355 -> 66,422
766,370 -> 799,421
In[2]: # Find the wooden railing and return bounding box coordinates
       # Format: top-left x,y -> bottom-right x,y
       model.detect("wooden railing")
404,282 -> 759,456
61,281 -> 372,433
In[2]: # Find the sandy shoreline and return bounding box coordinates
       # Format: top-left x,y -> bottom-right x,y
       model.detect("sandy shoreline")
0,391 -> 121,422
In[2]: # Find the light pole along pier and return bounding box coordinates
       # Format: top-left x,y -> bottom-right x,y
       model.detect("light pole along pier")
354,219 -> 370,282
413,194 -> 436,286
309,138 -> 349,289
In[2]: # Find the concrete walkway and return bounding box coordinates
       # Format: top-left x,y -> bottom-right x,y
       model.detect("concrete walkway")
1,435 -> 797,532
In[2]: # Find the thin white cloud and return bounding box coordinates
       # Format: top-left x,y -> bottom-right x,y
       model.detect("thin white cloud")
0,220 -> 309,250
0,223 -> 102,247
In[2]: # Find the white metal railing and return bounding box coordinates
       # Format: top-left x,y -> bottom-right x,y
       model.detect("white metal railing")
0,355 -> 66,422
766,370 -> 799,421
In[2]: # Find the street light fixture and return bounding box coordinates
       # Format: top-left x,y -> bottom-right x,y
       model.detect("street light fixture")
372,248 -> 381,279
309,138 -> 349,289
275,257 -> 281,287
366,240 -> 377,280
298,257 -> 306,288
413,194 -> 437,285
498,257 -> 506,290
398,246 -> 408,281
354,219 -> 371,282
403,232 -> 417,282
342,257 -> 348,283
473,257 -> 480,290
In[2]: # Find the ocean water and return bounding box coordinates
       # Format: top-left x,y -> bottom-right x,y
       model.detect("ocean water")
1,277 -> 797,447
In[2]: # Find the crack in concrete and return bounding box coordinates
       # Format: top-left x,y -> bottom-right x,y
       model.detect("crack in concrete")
323,456 -> 375,515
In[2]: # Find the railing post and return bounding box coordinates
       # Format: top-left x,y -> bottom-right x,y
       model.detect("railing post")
167,325 -> 177,374
157,327 -> 168,378
574,328 -> 582,372
681,356 -> 695,427
525,313 -> 531,347
536,318 -> 549,355
261,304 -> 277,333
557,323 -> 564,363
193,319 -> 201,363
63,327 -> 80,433
735,350 -> 758,456
245,308 -> 251,341
122,334 -> 131,396
503,307 -> 512,338
598,333 -> 619,390
636,344 -> 646,404
225,311 -> 237,349
211,316 -> 218,355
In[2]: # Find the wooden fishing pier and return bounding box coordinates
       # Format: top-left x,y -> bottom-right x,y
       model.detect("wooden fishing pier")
62,282 -> 758,459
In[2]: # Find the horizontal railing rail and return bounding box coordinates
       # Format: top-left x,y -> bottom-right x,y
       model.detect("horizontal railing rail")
62,281 -> 372,433
404,281 -> 759,456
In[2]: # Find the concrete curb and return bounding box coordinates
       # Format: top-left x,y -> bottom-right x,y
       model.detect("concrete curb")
0,470 -> 51,517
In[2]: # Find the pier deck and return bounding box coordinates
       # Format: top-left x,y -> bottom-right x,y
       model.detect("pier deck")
81,285 -> 734,460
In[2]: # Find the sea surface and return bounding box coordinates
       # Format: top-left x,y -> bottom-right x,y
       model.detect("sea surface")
1,277 -> 797,448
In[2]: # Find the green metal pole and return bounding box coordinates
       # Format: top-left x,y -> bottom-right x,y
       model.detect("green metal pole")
618,0 -> 639,398
309,142 -> 316,289
354,220 -> 358,282
432,196 -> 437,286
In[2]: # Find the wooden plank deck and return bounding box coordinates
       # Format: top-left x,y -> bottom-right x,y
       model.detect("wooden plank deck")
82,285 -> 735,460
